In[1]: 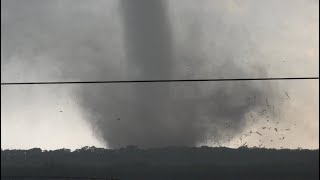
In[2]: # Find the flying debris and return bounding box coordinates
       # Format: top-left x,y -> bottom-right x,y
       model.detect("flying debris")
274,128 -> 278,132
241,142 -> 247,147
247,95 -> 257,103
60,110 -> 63,113
251,114 -> 255,122
285,92 -> 290,99
256,132 -> 262,136
259,109 -> 267,116
117,118 -> 120,121
225,122 -> 231,129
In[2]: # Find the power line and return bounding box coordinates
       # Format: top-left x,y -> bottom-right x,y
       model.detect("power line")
1,176 -> 119,179
1,77 -> 318,86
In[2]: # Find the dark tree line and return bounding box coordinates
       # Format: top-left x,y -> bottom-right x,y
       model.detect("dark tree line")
1,146 -> 319,180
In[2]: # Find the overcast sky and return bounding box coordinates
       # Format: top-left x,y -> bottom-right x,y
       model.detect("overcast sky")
1,0 -> 319,150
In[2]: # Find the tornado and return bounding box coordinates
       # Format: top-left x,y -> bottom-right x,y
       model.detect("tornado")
76,0 -> 280,148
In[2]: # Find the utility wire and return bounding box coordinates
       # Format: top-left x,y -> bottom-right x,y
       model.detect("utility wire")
1,77 -> 319,86
1,176 -> 118,179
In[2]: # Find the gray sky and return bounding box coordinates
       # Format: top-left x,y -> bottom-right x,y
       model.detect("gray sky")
1,0 -> 319,150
